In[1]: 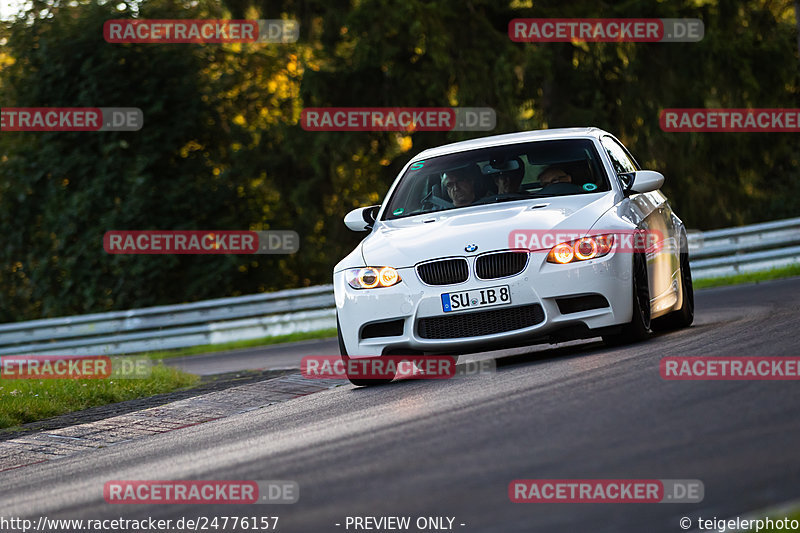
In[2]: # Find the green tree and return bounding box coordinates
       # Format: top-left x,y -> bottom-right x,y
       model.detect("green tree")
1,0 -> 799,322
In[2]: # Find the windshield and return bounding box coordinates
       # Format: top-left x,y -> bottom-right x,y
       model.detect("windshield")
382,139 -> 610,220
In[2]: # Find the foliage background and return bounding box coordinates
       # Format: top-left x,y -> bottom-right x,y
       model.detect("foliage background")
1,0 -> 799,321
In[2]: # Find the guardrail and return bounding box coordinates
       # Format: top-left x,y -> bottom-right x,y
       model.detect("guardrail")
0,285 -> 336,356
688,216 -> 800,280
0,218 -> 798,356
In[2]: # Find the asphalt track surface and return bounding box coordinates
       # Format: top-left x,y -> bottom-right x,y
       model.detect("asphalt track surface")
2,278 -> 800,533
166,337 -> 339,376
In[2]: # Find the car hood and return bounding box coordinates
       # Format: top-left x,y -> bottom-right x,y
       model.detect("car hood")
361,193 -> 617,268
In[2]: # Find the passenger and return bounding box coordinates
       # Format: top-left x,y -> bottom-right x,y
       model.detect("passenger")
491,157 -> 525,194
539,166 -> 573,186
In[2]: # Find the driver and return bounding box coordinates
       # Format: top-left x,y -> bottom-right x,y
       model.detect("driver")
442,165 -> 480,207
492,157 -> 525,194
538,166 -> 573,186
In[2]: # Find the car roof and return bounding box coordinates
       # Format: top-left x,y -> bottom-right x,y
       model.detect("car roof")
412,127 -> 610,160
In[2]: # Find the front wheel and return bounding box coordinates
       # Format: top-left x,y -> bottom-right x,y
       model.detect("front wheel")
337,317 -> 395,386
341,354 -> 396,387
603,252 -> 651,346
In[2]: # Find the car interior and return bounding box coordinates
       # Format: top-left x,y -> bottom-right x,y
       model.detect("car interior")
385,139 -> 609,220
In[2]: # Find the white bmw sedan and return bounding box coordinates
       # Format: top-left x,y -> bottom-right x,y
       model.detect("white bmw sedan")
334,128 -> 693,385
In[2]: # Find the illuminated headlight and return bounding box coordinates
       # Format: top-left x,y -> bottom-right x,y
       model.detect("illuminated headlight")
346,267 -> 402,289
547,235 -> 614,264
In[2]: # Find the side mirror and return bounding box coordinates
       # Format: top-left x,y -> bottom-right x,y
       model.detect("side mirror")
344,205 -> 380,232
625,170 -> 664,195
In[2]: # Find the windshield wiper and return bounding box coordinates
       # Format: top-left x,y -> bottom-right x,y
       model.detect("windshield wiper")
473,193 -> 533,205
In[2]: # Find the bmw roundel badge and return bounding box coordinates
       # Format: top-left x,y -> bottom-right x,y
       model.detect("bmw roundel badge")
465,244 -> 478,252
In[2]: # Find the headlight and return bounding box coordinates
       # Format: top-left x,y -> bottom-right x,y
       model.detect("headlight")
547,235 -> 614,264
346,267 -> 402,289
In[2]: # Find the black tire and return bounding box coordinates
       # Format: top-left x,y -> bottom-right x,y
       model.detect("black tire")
651,250 -> 694,331
336,315 -> 348,354
603,252 -> 651,346
337,316 -> 394,387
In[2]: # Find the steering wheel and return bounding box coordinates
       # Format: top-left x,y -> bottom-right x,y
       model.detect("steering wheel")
420,189 -> 454,210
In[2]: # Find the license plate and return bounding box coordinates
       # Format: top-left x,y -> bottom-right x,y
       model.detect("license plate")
441,285 -> 511,313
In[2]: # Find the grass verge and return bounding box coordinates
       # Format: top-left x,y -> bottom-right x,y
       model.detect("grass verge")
745,509 -> 800,531
142,328 -> 337,360
694,264 -> 800,290
0,364 -> 199,430
0,329 -> 337,431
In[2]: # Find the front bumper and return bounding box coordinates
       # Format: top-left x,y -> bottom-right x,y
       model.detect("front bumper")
334,250 -> 633,357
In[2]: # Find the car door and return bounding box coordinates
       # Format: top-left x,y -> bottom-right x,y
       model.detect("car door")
600,135 -> 680,312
